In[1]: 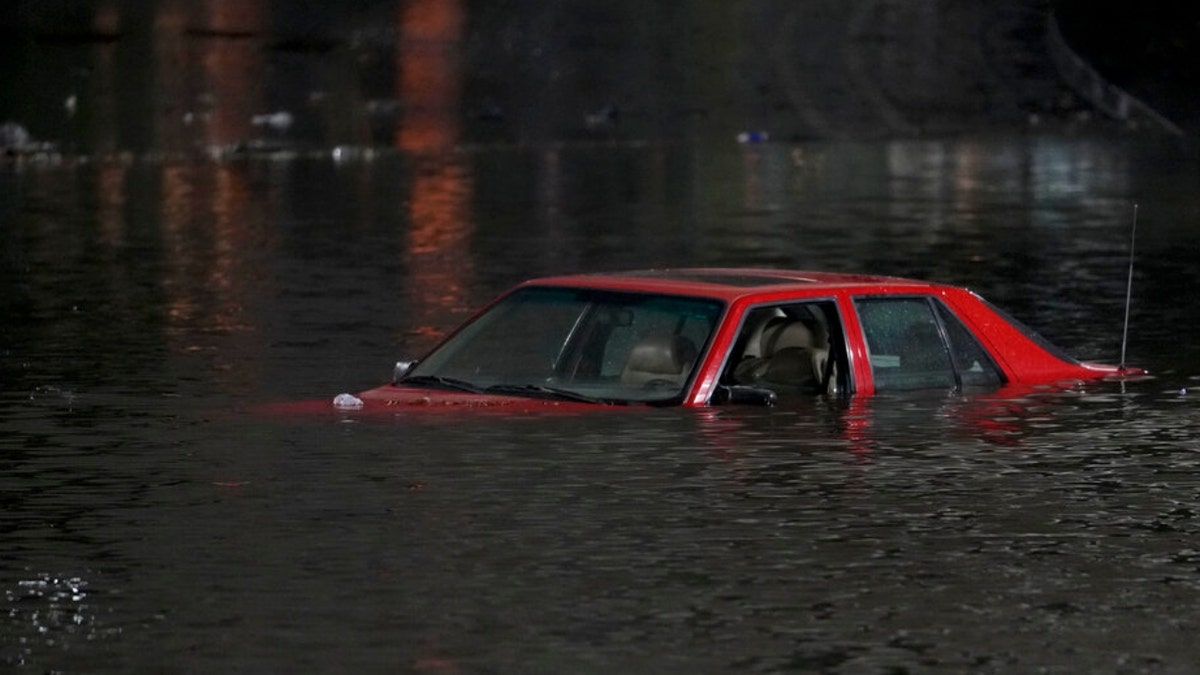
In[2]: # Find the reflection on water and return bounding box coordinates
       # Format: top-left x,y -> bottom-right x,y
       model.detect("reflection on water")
3,572 -> 119,668
403,157 -> 475,345
161,161 -> 278,393
396,0 -> 476,347
395,0 -> 463,154
152,0 -> 269,152
2,132 -> 1190,381
194,0 -> 268,149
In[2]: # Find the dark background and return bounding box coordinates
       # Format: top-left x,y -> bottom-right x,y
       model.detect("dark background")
1054,0 -> 1199,131
3,0 -> 1198,148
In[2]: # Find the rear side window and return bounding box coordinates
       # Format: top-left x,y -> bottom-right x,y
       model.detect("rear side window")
933,302 -> 1004,388
855,296 -> 1003,391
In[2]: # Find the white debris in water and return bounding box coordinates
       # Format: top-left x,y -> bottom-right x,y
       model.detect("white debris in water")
332,393 -> 364,410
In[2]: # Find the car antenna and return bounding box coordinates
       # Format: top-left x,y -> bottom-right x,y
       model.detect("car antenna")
1119,202 -> 1138,373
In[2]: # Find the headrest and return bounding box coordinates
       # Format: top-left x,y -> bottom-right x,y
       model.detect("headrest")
761,318 -> 815,356
621,334 -> 698,384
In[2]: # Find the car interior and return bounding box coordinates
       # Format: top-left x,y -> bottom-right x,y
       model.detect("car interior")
724,301 -> 844,398
619,333 -> 699,388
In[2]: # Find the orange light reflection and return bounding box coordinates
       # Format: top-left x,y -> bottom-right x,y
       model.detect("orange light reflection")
199,0 -> 266,147
395,0 -> 464,153
96,163 -> 127,248
396,0 -> 475,349
159,161 -> 276,393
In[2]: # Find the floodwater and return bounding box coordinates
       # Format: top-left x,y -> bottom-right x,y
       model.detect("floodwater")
6,2 -> 1200,674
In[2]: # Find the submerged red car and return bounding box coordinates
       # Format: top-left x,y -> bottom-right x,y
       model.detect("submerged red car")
343,268 -> 1140,410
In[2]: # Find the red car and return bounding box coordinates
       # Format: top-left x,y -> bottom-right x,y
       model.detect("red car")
343,268 -> 1139,410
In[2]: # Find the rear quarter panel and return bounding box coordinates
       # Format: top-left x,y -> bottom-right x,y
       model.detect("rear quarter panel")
936,287 -> 1100,383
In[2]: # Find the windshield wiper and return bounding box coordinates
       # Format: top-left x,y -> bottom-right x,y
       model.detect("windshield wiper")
484,383 -> 609,404
397,375 -> 484,393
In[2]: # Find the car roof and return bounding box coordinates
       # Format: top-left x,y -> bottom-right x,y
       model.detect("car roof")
520,268 -> 946,301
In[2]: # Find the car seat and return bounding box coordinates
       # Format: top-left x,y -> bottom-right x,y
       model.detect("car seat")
620,333 -> 699,387
742,317 -> 832,393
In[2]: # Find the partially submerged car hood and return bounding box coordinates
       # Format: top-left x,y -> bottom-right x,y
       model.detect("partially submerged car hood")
352,383 -> 603,411
248,384 -> 605,419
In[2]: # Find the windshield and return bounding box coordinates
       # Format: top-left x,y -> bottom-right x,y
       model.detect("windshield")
402,287 -> 724,403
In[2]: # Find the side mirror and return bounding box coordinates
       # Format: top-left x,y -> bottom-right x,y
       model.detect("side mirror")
712,384 -> 778,407
392,360 -> 416,384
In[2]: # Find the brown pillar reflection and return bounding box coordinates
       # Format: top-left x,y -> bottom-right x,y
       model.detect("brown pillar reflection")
152,0 -> 267,152
403,157 -> 475,345
159,162 -> 277,392
96,163 -> 128,249
152,5 -> 190,151
395,0 -> 476,348
87,1 -> 121,155
149,0 -> 273,390
395,0 -> 464,153
199,0 -> 267,147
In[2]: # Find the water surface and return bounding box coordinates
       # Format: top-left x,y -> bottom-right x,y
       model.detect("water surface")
5,133 -> 1200,674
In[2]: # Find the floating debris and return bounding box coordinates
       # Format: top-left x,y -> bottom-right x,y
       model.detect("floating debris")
333,393 -> 364,410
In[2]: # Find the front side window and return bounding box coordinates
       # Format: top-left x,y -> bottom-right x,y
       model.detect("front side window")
854,296 -> 1003,392
404,287 -> 723,403
719,299 -> 847,399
